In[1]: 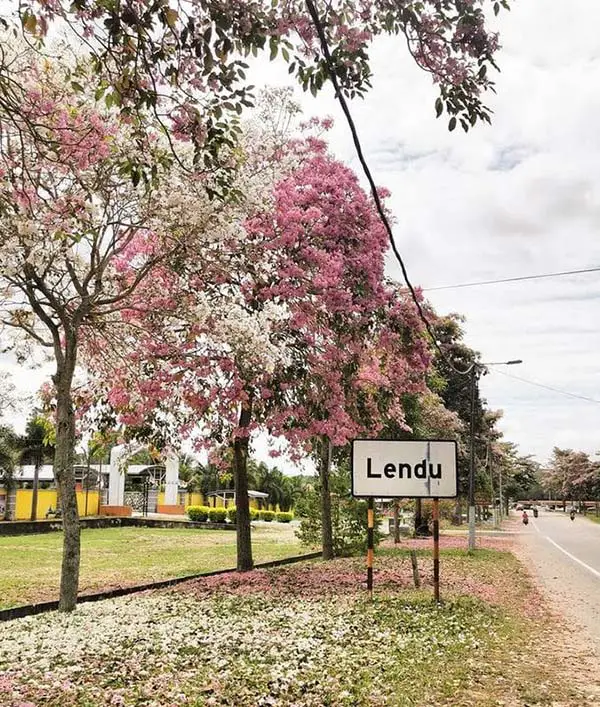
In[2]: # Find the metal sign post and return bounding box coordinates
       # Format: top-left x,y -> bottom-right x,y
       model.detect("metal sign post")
367,498 -> 374,599
432,497 -> 440,603
352,439 -> 457,602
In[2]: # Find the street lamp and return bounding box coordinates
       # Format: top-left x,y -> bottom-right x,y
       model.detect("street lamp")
468,358 -> 522,551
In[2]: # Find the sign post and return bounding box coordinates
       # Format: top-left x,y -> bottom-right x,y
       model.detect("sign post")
367,498 -> 374,599
352,439 -> 457,601
432,497 -> 440,603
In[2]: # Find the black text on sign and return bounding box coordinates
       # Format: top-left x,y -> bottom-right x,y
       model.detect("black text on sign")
351,439 -> 458,498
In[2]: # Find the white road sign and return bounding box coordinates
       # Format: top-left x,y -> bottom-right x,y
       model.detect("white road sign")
351,439 -> 458,498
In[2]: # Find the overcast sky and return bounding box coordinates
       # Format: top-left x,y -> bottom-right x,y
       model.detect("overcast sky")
2,1 -> 599,469
247,0 -> 600,466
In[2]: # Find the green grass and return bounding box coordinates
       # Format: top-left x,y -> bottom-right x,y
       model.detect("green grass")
585,513 -> 600,524
0,523 -> 306,609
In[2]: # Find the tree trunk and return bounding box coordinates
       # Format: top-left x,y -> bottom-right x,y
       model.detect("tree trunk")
30,453 -> 41,521
53,339 -> 80,612
454,498 -> 462,525
393,500 -> 400,544
319,435 -> 334,560
414,498 -> 423,535
233,398 -> 253,571
5,477 -> 15,521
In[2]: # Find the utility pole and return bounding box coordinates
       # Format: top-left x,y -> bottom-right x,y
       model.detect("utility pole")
468,359 -> 522,551
489,441 -> 499,530
468,364 -> 477,551
498,456 -> 504,520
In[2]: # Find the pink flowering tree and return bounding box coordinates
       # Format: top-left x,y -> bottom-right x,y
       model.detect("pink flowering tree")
250,149 -> 433,556
543,449 -> 599,505
0,42 -> 190,611
10,1 -> 508,184
86,117 -> 433,567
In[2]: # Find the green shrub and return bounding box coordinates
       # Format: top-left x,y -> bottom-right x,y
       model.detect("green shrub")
208,507 -> 228,523
296,463 -> 382,556
227,506 -> 237,524
259,510 -> 275,522
249,508 -> 259,521
186,505 -> 210,522
276,511 -> 293,523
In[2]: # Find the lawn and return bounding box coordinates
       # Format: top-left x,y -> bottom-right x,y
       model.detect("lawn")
0,546 -> 591,707
0,523 -> 306,609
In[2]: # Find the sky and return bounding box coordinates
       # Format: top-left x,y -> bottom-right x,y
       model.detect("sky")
243,0 -> 600,466
1,0 -> 599,469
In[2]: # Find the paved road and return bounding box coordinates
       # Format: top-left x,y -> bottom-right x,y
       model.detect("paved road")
517,509 -> 600,649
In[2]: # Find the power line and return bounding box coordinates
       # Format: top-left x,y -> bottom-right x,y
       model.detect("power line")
492,369 -> 600,405
304,0 -> 470,377
423,266 -> 600,292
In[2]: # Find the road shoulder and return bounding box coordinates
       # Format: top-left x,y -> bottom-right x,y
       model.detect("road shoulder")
511,514 -> 600,702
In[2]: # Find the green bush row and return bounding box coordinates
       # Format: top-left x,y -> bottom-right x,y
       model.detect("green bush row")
186,505 -> 210,522
186,505 -> 293,524
186,506 -> 229,523
258,510 -> 293,522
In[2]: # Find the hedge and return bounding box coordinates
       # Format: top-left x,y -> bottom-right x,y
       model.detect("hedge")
227,506 -> 237,524
186,506 -> 210,522
276,511 -> 293,523
208,507 -> 228,523
259,510 -> 275,522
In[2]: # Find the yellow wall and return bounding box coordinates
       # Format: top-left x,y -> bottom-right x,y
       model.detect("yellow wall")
78,490 -> 100,516
181,493 -> 203,507
158,492 -> 206,508
14,489 -> 100,520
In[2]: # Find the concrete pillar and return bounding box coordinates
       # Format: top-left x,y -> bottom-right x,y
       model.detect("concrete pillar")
164,455 -> 179,505
108,446 -> 126,507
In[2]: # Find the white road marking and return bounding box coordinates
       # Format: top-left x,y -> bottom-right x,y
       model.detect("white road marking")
542,534 -> 600,580
532,519 -> 543,535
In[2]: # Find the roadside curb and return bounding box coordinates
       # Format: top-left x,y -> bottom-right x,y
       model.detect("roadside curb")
0,551 -> 322,623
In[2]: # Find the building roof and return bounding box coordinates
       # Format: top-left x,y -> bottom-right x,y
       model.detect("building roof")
13,465 -> 60,482
206,489 -> 269,499
12,463 -> 164,481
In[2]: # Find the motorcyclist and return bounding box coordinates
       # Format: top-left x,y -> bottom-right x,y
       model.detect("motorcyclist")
522,510 -> 529,525
570,509 -> 576,521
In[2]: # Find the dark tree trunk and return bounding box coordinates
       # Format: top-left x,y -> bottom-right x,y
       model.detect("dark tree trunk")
319,435 -> 334,560
30,453 -> 41,521
393,500 -> 400,544
454,498 -> 462,525
233,398 -> 253,571
414,498 -> 423,535
53,337 -> 80,612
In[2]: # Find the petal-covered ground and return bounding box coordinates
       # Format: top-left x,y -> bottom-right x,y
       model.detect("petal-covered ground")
0,546 -> 590,706
0,590 -> 505,706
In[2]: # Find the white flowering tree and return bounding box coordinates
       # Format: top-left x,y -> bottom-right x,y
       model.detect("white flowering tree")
81,95 -> 307,571
0,40 -> 188,611
0,372 -> 16,419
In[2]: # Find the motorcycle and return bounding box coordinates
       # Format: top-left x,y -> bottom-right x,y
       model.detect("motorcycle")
522,513 -> 529,526
570,510 -> 576,521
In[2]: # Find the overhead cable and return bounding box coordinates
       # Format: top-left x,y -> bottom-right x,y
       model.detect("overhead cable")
304,0 -> 470,376
424,266 -> 600,292
492,369 -> 600,405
